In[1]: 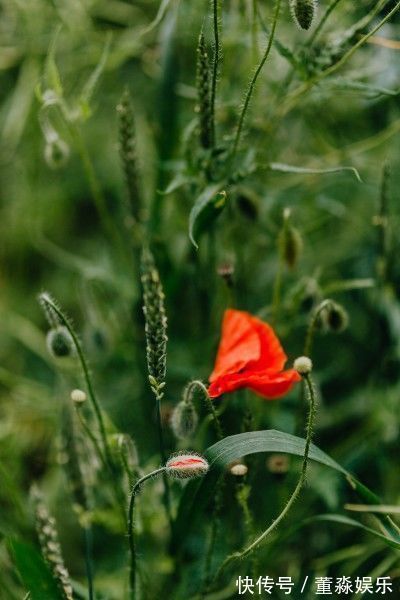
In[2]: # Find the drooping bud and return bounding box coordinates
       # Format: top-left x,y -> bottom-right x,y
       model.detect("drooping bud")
290,0 -> 317,31
323,301 -> 349,333
166,452 -> 209,479
278,208 -> 303,269
170,399 -> 199,440
294,356 -> 313,375
46,326 -> 75,358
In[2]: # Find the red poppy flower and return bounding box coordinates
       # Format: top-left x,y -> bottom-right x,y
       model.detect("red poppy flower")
208,309 -> 301,399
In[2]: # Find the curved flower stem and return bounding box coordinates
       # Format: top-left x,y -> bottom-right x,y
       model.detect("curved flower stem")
186,380 -> 223,440
128,467 -> 167,600
214,373 -> 318,581
40,294 -> 113,469
230,0 -> 281,162
40,294 -> 126,518
303,299 -> 333,357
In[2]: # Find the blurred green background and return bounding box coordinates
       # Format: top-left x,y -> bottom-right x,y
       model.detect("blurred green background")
1,0 -> 400,598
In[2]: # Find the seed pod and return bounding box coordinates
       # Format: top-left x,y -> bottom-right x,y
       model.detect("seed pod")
46,326 -> 75,358
170,399 -> 199,440
166,453 -> 209,479
230,463 -> 248,477
278,209 -> 303,269
290,0 -> 317,31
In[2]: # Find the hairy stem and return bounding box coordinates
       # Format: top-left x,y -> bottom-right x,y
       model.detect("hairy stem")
128,468 -> 167,599
231,0 -> 281,161
214,373 -> 317,579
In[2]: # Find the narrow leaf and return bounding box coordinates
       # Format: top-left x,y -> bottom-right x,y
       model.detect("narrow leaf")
267,162 -> 362,182
189,184 -> 227,248
8,539 -> 63,600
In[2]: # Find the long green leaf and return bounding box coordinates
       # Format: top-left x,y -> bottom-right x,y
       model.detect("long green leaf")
173,430 -> 400,549
311,515 -> 400,550
8,539 -> 63,600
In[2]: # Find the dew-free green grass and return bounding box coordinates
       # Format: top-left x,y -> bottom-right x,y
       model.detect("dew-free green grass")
1,1 -> 400,598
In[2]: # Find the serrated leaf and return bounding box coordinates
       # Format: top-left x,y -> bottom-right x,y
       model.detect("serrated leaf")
267,162 -> 362,182
189,184 -> 227,248
8,539 -> 63,600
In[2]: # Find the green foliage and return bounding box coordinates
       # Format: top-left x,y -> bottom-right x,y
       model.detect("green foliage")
1,0 -> 400,598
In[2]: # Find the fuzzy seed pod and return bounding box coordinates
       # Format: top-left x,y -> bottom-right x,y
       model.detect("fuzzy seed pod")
279,209 -> 303,269
166,453 -> 209,479
196,32 -> 213,149
294,356 -> 313,375
141,248 -> 168,398
70,389 -> 87,405
170,399 -> 199,440
230,463 -> 248,477
290,0 -> 317,31
31,486 -> 74,600
117,90 -> 141,221
323,301 -> 349,333
46,326 -> 75,358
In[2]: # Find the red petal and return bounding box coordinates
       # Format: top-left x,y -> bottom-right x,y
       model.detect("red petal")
247,316 -> 287,372
209,309 -> 261,382
208,369 -> 301,399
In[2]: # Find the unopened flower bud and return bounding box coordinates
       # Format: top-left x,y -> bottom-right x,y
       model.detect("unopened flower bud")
70,389 -> 86,405
217,262 -> 235,287
170,400 -> 198,440
230,463 -> 248,477
323,301 -> 349,333
278,209 -> 303,269
46,327 -> 75,358
294,356 -> 313,375
290,0 -> 317,31
166,453 -> 209,479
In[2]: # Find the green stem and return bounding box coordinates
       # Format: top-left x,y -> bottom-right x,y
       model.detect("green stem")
84,526 -> 95,600
75,406 -> 106,468
40,294 -> 126,519
304,299 -> 333,357
277,0 -> 400,118
154,389 -> 173,528
307,0 -> 345,47
231,0 -> 281,161
210,0 -> 221,147
128,467 -> 167,600
271,254 -> 283,325
214,372 -> 318,579
40,295 -> 112,468
71,126 -> 128,261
